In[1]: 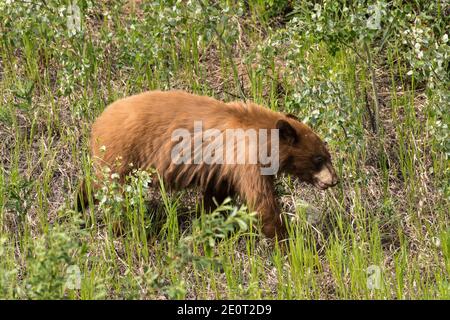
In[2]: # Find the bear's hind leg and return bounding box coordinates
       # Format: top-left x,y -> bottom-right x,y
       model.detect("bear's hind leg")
203,182 -> 234,213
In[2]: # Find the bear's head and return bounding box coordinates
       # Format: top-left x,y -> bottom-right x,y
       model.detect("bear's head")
276,115 -> 339,190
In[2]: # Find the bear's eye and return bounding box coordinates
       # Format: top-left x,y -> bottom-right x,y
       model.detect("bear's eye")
313,155 -> 325,167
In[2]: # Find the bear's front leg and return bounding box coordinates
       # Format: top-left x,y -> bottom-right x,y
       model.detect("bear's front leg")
235,168 -> 287,239
256,194 -> 286,239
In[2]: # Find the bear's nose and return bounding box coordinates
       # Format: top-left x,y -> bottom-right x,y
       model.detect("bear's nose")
327,166 -> 339,187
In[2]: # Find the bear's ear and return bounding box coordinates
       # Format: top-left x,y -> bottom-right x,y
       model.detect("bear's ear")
285,113 -> 300,122
276,119 -> 298,145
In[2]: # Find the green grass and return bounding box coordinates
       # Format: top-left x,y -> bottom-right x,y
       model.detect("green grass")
0,0 -> 448,299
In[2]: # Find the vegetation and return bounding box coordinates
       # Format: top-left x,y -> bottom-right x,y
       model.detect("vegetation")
0,0 -> 448,299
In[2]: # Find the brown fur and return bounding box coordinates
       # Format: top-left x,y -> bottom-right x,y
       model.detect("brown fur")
78,90 -> 338,238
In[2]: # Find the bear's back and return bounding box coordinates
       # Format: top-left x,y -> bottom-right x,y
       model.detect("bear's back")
90,90 -> 286,186
91,91 -> 236,177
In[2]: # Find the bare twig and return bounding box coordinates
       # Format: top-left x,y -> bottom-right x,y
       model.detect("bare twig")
364,41 -> 381,135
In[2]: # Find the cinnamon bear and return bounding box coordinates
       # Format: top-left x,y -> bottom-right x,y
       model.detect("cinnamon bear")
78,90 -> 338,238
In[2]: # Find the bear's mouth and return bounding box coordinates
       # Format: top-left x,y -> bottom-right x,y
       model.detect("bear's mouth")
314,179 -> 330,190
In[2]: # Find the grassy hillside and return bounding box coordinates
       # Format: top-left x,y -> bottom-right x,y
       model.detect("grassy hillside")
0,0 -> 448,299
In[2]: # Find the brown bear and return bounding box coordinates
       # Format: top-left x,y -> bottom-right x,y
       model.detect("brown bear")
78,90 -> 338,238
